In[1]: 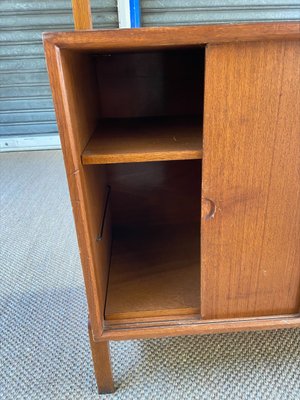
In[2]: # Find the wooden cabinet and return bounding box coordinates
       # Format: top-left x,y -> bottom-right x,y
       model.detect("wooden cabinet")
44,23 -> 300,393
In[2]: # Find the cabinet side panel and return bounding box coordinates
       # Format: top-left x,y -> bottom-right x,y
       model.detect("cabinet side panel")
45,45 -> 111,337
201,41 -> 300,319
59,50 -> 112,337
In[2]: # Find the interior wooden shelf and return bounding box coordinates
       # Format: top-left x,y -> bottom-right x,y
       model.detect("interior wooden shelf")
82,116 -> 203,165
105,222 -> 200,321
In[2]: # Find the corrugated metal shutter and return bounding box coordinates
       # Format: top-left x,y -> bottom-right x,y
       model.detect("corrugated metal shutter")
0,0 -> 118,151
141,0 -> 300,26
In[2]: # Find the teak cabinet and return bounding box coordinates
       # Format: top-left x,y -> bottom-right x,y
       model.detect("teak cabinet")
43,23 -> 300,393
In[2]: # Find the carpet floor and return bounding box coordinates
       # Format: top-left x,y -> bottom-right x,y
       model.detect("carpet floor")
0,150 -> 299,400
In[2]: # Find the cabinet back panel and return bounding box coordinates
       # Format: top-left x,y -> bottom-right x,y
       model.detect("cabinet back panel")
96,49 -> 204,118
202,41 -> 300,319
106,160 -> 201,228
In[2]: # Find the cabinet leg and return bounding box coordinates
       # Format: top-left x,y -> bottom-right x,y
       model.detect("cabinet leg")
88,325 -> 115,394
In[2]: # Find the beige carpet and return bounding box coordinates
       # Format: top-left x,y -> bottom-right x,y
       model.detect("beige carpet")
0,150 -> 299,400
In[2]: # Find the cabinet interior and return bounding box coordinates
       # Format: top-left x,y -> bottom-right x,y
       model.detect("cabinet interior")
105,160 -> 201,320
59,46 -> 205,321
82,48 -> 205,164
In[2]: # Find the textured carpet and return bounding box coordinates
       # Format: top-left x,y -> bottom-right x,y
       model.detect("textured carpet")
0,150 -> 299,400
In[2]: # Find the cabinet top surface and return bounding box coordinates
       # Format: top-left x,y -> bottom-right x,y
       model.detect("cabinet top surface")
43,22 -> 300,51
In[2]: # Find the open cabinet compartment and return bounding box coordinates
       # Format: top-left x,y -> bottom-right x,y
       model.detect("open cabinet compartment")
82,48 -> 205,164
58,45 -> 205,322
104,160 -> 201,320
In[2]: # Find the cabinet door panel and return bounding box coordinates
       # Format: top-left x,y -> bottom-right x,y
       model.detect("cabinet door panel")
201,41 -> 300,319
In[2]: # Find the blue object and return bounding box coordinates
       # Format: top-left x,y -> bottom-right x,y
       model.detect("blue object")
130,0 -> 141,28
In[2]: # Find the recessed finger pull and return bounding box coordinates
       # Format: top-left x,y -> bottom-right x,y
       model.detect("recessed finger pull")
202,197 -> 217,220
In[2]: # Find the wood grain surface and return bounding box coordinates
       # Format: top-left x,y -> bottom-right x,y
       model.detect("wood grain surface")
88,322 -> 114,393
43,22 -> 300,51
71,0 -> 93,30
101,314 -> 300,341
201,40 -> 300,319
96,49 -> 204,119
106,160 -> 201,230
82,117 -> 203,164
105,223 -> 200,320
43,46 -> 111,338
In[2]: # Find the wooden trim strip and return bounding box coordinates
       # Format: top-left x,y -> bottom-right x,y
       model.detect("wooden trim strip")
43,22 -> 300,51
97,315 -> 300,341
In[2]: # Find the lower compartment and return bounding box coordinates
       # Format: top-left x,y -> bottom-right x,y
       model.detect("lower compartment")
104,160 -> 201,321
105,222 -> 200,320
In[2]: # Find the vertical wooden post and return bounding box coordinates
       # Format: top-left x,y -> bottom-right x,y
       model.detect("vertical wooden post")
71,0 -> 93,30
71,1 -> 113,393
88,323 -> 115,394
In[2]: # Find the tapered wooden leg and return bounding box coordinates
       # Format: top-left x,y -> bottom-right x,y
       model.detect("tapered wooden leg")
88,324 -> 115,394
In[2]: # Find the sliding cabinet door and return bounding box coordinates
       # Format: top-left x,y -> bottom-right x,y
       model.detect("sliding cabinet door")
201,41 -> 300,319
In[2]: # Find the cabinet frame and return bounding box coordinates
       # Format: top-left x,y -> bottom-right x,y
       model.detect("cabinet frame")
43,22 -> 300,342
